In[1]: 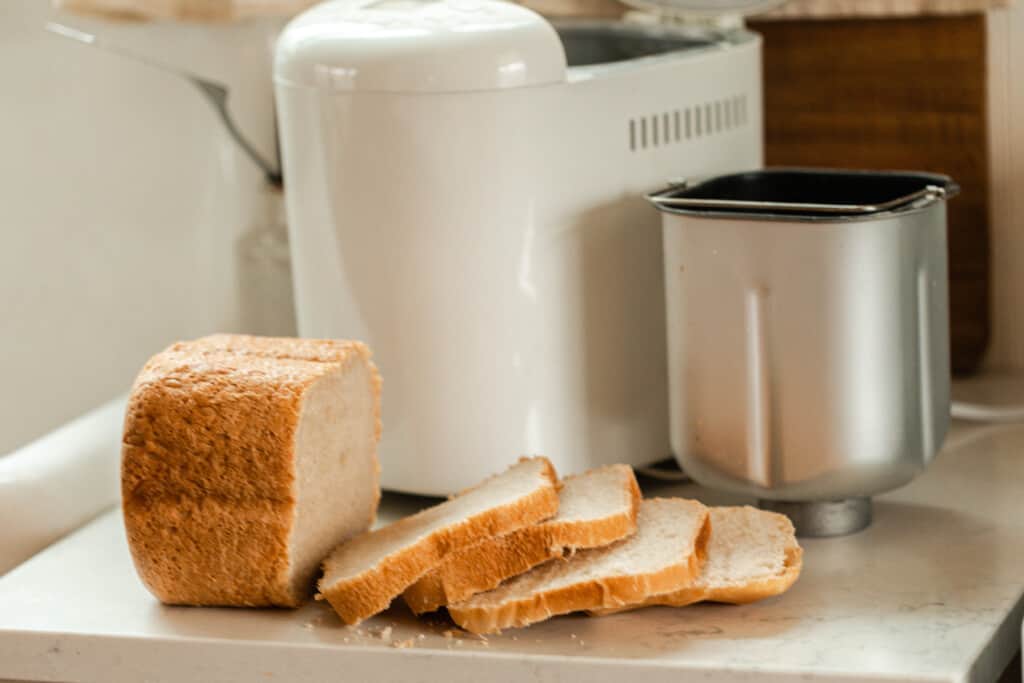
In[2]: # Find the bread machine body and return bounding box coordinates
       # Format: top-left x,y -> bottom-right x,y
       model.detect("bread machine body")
274,0 -> 763,494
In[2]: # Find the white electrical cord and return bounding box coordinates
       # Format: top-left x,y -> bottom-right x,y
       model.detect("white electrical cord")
0,393 -> 126,575
950,401 -> 1024,423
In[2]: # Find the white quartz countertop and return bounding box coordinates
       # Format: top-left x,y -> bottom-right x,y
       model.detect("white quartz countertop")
2,416 -> 1024,682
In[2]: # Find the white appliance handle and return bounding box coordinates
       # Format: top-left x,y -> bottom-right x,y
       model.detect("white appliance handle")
0,394 -> 125,575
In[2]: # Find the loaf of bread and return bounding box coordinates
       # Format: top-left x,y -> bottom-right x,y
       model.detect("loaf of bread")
403,464 -> 641,614
122,334 -> 381,608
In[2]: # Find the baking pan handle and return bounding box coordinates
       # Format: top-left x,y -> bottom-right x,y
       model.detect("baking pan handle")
645,180 -> 693,205
646,181 -> 952,215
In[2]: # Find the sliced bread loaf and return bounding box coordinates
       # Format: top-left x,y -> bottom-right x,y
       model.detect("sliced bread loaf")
318,457 -> 559,625
447,498 -> 710,634
403,464 -> 641,614
122,334 -> 382,608
591,506 -> 802,614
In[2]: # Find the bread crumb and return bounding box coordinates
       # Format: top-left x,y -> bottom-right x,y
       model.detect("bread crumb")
378,626 -> 393,641
443,630 -> 457,639
391,638 -> 416,649
570,633 -> 577,639
417,634 -> 426,640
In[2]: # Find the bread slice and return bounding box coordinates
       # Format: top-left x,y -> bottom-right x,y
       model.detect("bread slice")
403,464 -> 641,614
122,334 -> 382,608
591,506 -> 802,614
318,457 -> 559,625
447,498 -> 710,634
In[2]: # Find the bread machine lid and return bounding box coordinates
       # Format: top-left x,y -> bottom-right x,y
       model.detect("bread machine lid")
617,0 -> 784,24
274,0 -> 567,93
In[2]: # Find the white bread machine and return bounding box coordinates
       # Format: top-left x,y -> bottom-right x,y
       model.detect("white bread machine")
274,0 -> 775,494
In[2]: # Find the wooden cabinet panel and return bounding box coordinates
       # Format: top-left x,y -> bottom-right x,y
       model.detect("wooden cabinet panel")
752,16 -> 990,374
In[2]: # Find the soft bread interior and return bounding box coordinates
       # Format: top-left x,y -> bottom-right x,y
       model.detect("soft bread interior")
288,360 -> 378,599
553,464 -> 635,525
698,506 -> 794,590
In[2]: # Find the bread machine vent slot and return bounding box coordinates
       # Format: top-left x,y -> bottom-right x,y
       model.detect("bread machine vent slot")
629,95 -> 748,152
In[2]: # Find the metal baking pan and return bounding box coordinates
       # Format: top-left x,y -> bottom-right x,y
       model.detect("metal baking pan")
650,167 -> 959,536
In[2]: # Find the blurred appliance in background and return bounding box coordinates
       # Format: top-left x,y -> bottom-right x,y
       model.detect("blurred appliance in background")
51,1 -> 301,338
237,188 -> 296,337
274,0 -> 780,495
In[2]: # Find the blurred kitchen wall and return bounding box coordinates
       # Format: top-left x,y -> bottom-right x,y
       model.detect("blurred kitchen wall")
0,0 -> 283,454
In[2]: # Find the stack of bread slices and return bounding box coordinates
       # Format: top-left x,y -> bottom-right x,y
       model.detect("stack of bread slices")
318,457 -> 802,634
122,334 -> 802,635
